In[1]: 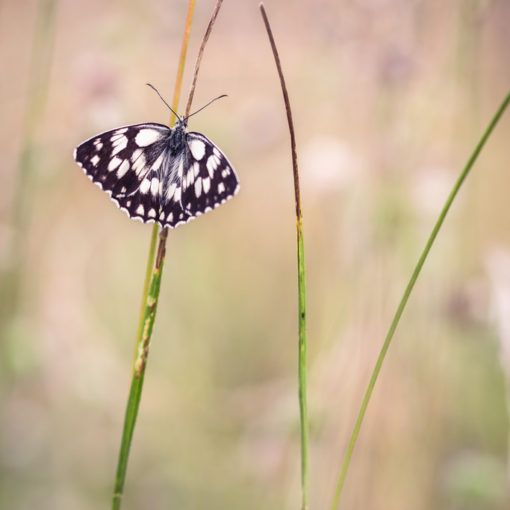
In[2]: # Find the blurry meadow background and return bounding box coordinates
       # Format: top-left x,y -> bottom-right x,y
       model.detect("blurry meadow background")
1,0 -> 510,509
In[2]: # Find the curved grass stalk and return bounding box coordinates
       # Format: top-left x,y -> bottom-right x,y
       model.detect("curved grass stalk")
259,4 -> 309,509
330,90 -> 510,510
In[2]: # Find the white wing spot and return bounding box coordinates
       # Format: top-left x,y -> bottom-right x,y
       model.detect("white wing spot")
186,168 -> 195,188
152,153 -> 164,172
131,148 -> 142,162
112,136 -> 128,156
174,187 -> 182,202
132,153 -> 146,175
108,157 -> 122,172
189,139 -> 206,160
221,168 -> 230,178
112,135 -> 127,146
94,140 -> 103,150
168,212 -> 174,222
148,208 -> 156,218
203,177 -> 211,193
207,155 -> 220,177
139,179 -> 150,194
213,147 -> 221,157
166,183 -> 176,200
117,160 -> 130,178
110,129 -> 127,141
150,178 -> 159,196
195,177 -> 202,197
136,204 -> 144,215
90,155 -> 100,166
218,182 -> 225,194
135,129 -> 161,147
193,161 -> 200,178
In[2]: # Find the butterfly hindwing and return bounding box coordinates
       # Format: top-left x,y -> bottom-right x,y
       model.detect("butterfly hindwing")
114,169 -> 163,224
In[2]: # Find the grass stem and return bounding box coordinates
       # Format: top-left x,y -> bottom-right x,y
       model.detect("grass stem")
330,90 -> 510,510
260,4 -> 309,509
111,3 -> 195,508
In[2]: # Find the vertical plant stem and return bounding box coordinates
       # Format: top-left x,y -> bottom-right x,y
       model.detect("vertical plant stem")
112,3 -> 195,508
330,90 -> 510,510
185,0 -> 223,117
170,0 -> 196,125
132,226 -> 158,365
297,217 -> 308,510
132,0 -> 196,364
259,4 -> 309,509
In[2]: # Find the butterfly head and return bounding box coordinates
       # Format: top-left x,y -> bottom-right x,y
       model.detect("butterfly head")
174,116 -> 188,131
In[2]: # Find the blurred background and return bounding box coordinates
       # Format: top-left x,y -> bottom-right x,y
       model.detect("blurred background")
1,0 -> 510,509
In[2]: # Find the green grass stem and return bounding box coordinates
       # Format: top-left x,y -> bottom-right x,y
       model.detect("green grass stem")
259,4 -> 309,509
111,2 -> 195,508
132,226 -> 158,366
297,217 -> 308,510
330,90 -> 510,510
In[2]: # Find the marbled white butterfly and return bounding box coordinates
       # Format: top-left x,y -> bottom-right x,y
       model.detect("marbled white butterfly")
73,86 -> 239,229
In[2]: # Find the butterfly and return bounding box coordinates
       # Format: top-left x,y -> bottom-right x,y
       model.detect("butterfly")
73,86 -> 239,229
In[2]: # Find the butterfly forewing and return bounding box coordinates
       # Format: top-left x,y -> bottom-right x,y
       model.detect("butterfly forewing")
74,120 -> 239,229
74,123 -> 168,197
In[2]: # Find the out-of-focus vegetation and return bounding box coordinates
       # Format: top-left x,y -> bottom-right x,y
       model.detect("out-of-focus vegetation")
1,1 -> 510,509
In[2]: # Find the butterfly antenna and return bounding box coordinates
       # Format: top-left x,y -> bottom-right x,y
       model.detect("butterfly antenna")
184,95 -> 228,122
146,83 -> 180,119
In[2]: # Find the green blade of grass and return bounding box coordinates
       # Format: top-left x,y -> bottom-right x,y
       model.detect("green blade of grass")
259,4 -> 309,509
113,230 -> 168,509
131,224 -> 158,367
330,90 -> 510,510
111,2 -> 196,508
297,217 -> 308,510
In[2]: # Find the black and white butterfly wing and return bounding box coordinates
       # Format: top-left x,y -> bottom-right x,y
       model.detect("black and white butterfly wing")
180,132 -> 240,217
74,122 -> 170,223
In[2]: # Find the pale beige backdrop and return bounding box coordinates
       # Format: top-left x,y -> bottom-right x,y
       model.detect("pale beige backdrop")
1,1 -> 510,509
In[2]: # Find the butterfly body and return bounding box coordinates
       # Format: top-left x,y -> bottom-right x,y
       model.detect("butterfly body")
74,117 -> 239,229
